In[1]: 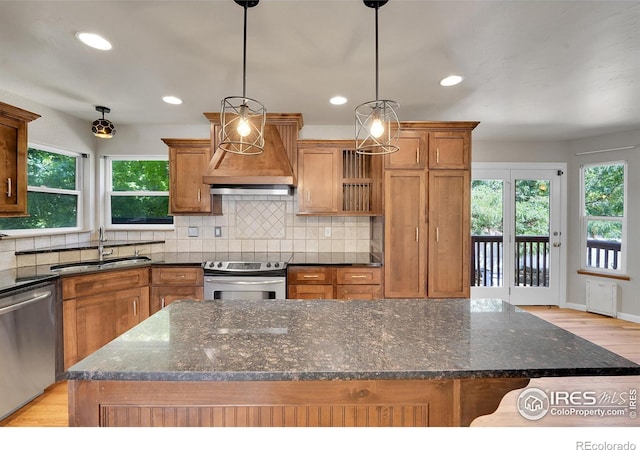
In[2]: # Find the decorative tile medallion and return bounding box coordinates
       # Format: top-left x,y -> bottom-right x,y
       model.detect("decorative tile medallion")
236,201 -> 286,239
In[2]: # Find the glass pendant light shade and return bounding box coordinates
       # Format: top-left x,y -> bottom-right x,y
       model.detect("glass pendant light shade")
218,0 -> 266,155
355,0 -> 399,155
91,106 -> 116,139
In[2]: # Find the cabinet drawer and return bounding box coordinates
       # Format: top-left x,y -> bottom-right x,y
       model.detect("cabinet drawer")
151,267 -> 203,286
288,284 -> 334,300
287,266 -> 335,284
336,267 -> 381,285
62,267 -> 149,300
336,285 -> 383,300
150,286 -> 203,315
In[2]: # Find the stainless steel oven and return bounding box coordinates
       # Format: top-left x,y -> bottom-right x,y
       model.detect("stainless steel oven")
202,260 -> 287,300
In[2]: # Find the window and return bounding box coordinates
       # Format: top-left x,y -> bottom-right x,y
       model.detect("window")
580,161 -> 626,274
105,156 -> 172,228
0,146 -> 82,233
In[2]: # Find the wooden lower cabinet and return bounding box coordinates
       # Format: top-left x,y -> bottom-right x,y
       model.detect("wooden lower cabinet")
287,266 -> 382,300
150,266 -> 204,314
68,377 -> 529,427
428,170 -> 470,298
384,170 -> 426,298
62,267 -> 150,369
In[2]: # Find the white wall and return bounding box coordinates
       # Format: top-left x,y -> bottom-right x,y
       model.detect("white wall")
0,90 -> 96,270
566,130 -> 640,320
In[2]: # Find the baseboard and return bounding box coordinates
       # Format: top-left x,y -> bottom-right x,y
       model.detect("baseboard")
564,302 -> 640,324
616,311 -> 640,324
563,302 -> 587,312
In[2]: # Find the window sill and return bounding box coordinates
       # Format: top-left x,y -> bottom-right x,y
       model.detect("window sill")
576,270 -> 630,281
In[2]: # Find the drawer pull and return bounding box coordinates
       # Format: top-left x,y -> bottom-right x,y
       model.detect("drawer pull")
303,275 -> 320,278
350,275 -> 368,279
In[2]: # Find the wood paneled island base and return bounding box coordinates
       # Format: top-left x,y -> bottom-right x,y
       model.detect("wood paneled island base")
69,378 -> 529,427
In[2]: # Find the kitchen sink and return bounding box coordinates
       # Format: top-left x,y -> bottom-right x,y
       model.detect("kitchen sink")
50,256 -> 151,273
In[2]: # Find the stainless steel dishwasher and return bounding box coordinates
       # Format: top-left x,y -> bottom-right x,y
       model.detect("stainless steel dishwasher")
0,281 -> 57,420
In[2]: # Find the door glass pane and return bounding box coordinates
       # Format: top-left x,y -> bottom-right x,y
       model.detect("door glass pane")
514,179 -> 550,287
471,180 -> 504,287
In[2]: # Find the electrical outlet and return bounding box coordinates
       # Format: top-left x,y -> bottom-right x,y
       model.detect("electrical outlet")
324,227 -> 331,237
214,226 -> 222,237
188,227 -> 199,237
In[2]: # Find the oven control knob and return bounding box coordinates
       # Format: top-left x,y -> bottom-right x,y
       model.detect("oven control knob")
266,262 -> 271,268
274,262 -> 280,268
216,262 -> 223,268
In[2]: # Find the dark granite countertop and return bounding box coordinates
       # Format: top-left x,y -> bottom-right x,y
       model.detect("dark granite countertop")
0,252 -> 382,293
66,298 -> 640,383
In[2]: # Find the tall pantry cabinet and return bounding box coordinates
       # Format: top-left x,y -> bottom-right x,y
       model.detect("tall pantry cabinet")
383,122 -> 478,299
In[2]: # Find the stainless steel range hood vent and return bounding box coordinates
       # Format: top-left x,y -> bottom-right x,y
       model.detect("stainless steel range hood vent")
210,184 -> 293,196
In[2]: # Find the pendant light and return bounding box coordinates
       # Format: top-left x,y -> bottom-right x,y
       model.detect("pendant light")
355,0 -> 399,155
91,106 -> 116,139
219,0 -> 266,155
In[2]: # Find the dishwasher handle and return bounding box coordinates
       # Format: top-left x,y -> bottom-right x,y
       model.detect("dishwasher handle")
0,291 -> 52,316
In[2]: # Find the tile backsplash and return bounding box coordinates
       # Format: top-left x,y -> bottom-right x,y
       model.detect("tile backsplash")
2,193 -> 373,270
164,194 -> 372,254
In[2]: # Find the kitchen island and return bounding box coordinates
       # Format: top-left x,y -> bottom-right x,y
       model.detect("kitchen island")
66,298 -> 640,427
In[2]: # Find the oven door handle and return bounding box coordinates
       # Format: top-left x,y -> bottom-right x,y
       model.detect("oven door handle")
205,280 -> 284,285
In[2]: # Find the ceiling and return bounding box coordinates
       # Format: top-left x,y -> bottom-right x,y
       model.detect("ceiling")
1,0 -> 640,141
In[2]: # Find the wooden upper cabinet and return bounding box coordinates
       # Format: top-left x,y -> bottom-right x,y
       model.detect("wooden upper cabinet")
297,140 -> 383,216
297,143 -> 339,214
385,130 -> 427,170
163,138 -> 222,215
0,102 -> 40,217
428,131 -> 470,170
427,170 -> 471,298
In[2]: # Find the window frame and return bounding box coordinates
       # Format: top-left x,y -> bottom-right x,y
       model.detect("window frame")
0,143 -> 84,236
103,155 -> 173,231
579,160 -> 627,275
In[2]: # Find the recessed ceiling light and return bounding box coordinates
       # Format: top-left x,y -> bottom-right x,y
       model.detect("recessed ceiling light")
330,96 -> 347,105
440,75 -> 463,87
76,32 -> 112,51
162,96 -> 183,105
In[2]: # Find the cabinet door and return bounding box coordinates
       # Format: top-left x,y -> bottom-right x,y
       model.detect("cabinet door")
428,131 -> 470,170
384,130 -> 426,170
298,148 -> 339,213
428,170 -> 470,298
150,286 -> 203,315
65,286 -> 149,368
384,171 -> 426,298
0,102 -> 39,216
168,144 -> 213,214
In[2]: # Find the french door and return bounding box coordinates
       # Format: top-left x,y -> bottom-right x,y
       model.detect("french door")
470,164 -> 565,305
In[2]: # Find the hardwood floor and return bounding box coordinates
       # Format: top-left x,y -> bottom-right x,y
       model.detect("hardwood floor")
1,306 -> 638,427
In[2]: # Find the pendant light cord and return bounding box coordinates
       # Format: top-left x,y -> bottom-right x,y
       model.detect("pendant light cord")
242,3 -> 248,99
374,4 -> 379,101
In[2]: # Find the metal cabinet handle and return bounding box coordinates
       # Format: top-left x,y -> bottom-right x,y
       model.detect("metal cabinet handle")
436,227 -> 440,243
436,147 -> 440,163
306,191 -> 311,202
416,147 -> 419,164
133,300 -> 137,317
415,227 -> 419,242
6,178 -> 11,198
303,274 -> 320,278
197,188 -> 201,202
350,275 -> 368,279
161,297 -> 165,308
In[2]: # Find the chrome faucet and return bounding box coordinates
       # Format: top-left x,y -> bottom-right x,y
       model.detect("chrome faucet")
98,226 -> 112,261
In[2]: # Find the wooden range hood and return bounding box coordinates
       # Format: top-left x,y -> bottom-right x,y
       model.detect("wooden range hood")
202,113 -> 303,188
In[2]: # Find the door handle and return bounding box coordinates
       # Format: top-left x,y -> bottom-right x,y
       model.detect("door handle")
553,242 -> 561,247
6,178 -> 11,198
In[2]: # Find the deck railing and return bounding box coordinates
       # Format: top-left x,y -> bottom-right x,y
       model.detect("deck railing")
471,236 -> 621,287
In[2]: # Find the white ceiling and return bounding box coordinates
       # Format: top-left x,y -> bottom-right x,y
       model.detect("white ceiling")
1,0 -> 640,141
